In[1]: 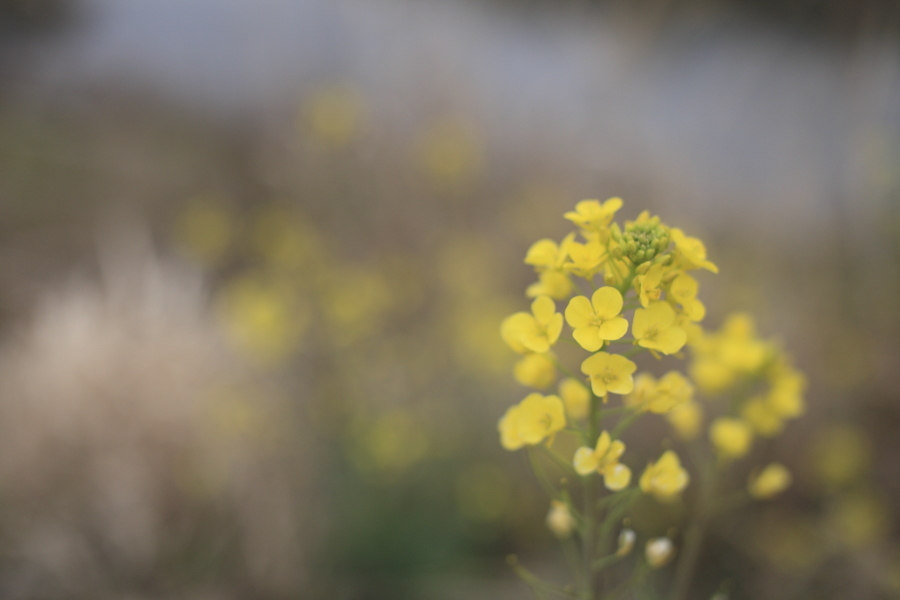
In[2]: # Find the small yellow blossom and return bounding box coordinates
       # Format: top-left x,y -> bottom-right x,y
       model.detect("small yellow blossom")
573,431 -> 632,490
645,537 -> 676,568
634,263 -> 666,307
616,528 -> 636,556
526,270 -> 575,300
710,418 -> 753,459
524,236 -> 571,270
524,236 -> 575,300
581,352 -> 637,397
670,227 -> 718,273
546,500 -> 575,538
565,287 -> 629,351
514,353 -> 557,389
564,197 -> 623,232
564,239 -> 607,278
640,450 -> 690,502
666,400 -> 703,440
749,463 -> 792,499
668,273 -> 706,322
559,377 -> 590,420
741,396 -> 785,437
498,393 -> 566,451
500,296 -> 563,354
632,301 -> 687,355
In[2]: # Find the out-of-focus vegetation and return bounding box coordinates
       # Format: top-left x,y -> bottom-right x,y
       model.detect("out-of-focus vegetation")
0,0 -> 898,598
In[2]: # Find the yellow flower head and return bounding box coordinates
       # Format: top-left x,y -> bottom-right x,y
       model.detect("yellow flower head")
526,270 -> 574,300
581,351 -> 637,398
498,393 -> 566,451
666,400 -> 703,440
573,431 -> 632,490
500,296 -> 563,354
634,263 -> 667,307
710,417 -> 754,459
565,287 -> 629,352
628,371 -> 693,414
640,450 -> 690,502
514,353 -> 558,390
564,197 -> 623,232
564,239 -> 607,279
741,396 -> 785,437
524,236 -> 571,270
559,377 -> 590,420
632,301 -> 687,355
670,227 -> 718,273
668,273 -> 706,322
748,463 -> 792,499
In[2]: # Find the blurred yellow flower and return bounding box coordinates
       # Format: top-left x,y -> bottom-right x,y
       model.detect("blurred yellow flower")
573,431 -> 632,491
640,450 -> 689,502
564,239 -> 607,278
580,351 -> 637,397
501,296 -> 563,354
640,450 -> 691,502
564,197 -> 622,233
634,263 -> 666,307
748,463 -> 792,499
558,377 -> 590,420
666,400 -> 703,440
498,393 -> 566,451
626,371 -> 694,414
670,227 -> 718,273
710,418 -> 753,459
565,287 -> 629,352
514,353 -> 558,389
632,301 -> 686,355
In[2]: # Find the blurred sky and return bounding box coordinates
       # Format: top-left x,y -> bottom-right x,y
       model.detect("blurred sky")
6,0 -> 900,242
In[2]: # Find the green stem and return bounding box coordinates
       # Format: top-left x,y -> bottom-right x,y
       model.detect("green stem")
669,456 -> 718,600
611,409 -> 643,438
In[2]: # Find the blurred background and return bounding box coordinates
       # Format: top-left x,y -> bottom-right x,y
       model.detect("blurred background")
0,0 -> 899,598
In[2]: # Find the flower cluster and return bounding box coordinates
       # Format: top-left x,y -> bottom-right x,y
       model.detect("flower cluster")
496,198 -> 807,599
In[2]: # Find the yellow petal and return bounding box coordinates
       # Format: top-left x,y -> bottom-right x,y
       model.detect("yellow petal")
574,446 -> 600,475
531,295 -> 557,325
597,317 -> 628,341
565,295 -> 594,328
573,326 -> 604,352
591,286 -> 623,320
603,464 -> 632,491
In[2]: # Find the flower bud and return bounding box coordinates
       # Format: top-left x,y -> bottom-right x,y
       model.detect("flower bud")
645,537 -> 676,568
546,500 -> 575,538
616,528 -> 636,556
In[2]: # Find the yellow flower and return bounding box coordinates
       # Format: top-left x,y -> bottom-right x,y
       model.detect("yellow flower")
748,463 -> 792,499
524,235 -> 575,300
526,270 -> 574,300
565,287 -> 629,351
640,450 -> 689,502
546,500 -> 575,538
634,263 -> 666,307
668,273 -> 706,322
524,236 -> 571,270
645,537 -> 676,568
559,377 -> 590,420
500,296 -> 563,354
632,301 -> 687,355
514,353 -> 557,389
573,431 -> 632,490
670,227 -> 718,273
741,396 -> 785,436
498,393 -> 566,451
666,400 -> 703,440
624,372 -> 657,410
581,352 -> 637,397
766,368 -> 806,418
564,197 -> 623,231
710,417 -> 753,459
564,239 -> 607,278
